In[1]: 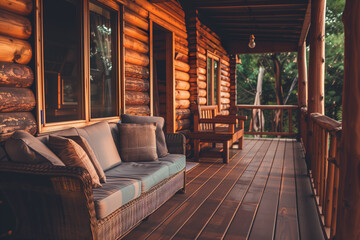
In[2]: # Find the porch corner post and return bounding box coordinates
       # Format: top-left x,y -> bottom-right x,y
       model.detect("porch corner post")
336,0 -> 360,239
308,0 -> 326,115
229,54 -> 238,115
297,41 -> 308,145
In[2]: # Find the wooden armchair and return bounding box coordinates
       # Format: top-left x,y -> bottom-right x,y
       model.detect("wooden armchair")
189,105 -> 247,163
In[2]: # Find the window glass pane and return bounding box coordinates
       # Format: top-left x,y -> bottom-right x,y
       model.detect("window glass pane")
214,60 -> 219,105
90,2 -> 118,118
207,57 -> 212,105
43,0 -> 83,123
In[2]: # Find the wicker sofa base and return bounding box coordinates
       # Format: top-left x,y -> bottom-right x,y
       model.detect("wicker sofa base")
96,170 -> 185,240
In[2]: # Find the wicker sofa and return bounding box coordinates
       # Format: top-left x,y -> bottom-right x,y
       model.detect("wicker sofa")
0,121 -> 186,240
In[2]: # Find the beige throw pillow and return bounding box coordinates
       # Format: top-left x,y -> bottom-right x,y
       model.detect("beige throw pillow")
117,123 -> 158,162
48,135 -> 102,188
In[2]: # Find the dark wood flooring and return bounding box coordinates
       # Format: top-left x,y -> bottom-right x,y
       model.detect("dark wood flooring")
123,139 -> 325,240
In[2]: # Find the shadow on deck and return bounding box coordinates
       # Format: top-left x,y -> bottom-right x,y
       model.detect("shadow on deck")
123,139 -> 325,240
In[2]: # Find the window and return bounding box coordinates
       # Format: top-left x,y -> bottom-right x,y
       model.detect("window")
207,54 -> 220,106
37,0 -> 122,131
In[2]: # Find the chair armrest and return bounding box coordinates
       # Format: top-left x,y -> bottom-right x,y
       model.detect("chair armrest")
165,133 -> 186,155
0,162 -> 97,239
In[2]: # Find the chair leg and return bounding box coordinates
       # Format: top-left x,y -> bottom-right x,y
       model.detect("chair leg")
222,141 -> 229,164
239,136 -> 244,150
194,139 -> 200,162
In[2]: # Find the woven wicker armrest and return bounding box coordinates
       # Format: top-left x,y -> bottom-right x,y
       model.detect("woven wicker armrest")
165,132 -> 186,155
0,162 -> 97,239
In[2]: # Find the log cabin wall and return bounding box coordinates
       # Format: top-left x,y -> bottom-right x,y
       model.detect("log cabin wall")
187,10 -> 231,115
0,0 -> 36,142
122,0 -> 191,134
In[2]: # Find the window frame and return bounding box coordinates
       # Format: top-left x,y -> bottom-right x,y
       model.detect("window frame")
206,51 -> 221,107
35,0 -> 124,133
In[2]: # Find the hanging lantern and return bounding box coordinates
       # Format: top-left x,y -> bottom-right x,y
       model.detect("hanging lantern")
248,34 -> 256,48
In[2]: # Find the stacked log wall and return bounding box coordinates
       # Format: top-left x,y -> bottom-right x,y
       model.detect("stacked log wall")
0,0 -> 36,141
123,0 -> 191,133
187,11 -> 231,115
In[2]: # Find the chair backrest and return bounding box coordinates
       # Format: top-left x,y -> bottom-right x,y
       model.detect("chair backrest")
192,105 -> 218,131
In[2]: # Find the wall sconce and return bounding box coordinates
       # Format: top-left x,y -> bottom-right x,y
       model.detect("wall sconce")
248,34 -> 256,48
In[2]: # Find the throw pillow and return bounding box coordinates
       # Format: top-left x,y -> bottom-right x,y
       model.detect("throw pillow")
5,130 -> 64,166
121,114 -> 169,158
48,135 -> 102,188
65,135 -> 106,183
117,123 -> 158,162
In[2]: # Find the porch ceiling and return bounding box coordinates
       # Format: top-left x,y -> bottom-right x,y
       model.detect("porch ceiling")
182,0 -> 311,54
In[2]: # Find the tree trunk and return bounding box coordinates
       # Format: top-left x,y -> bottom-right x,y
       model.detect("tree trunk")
251,66 -> 265,132
336,1 -> 360,239
272,53 -> 284,132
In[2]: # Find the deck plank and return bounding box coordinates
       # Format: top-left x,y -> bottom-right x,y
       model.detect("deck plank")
198,140 -> 275,240
248,140 -> 286,240
145,140 -> 265,240
274,140 -> 300,240
223,140 -> 280,239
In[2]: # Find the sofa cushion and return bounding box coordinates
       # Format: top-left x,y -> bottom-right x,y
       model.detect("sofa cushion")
121,114 -> 169,158
66,135 -> 106,183
48,135 -> 102,188
159,154 -> 186,176
36,127 -> 79,145
93,177 -> 141,219
105,162 -> 169,192
5,131 -> 64,166
117,123 -> 158,162
77,122 -> 121,171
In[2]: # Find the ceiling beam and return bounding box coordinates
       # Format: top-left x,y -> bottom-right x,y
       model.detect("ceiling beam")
298,0 -> 311,46
225,40 -> 298,54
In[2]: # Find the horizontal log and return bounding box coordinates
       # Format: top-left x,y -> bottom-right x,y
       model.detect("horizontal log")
220,86 -> 230,92
221,63 -> 230,72
175,35 -> 188,47
175,90 -> 190,100
175,70 -> 190,81
176,108 -> 191,120
198,52 -> 207,62
175,119 -> 191,131
198,80 -> 206,89
175,80 -> 190,90
0,35 -> 32,64
198,45 -> 206,55
0,112 -> 36,141
221,104 -> 230,110
221,76 -> 230,81
125,77 -> 149,92
198,97 -> 207,105
125,105 -> 150,116
198,67 -> 206,75
174,60 -> 190,72
221,98 -> 230,104
221,80 -> 230,87
221,110 -> 229,115
0,87 -> 35,112
0,9 -> 31,40
124,23 -> 149,43
236,104 -> 298,110
125,91 -> 150,105
125,63 -> 149,79
310,113 -> 342,132
124,10 -> 148,31
220,92 -> 230,98
175,99 -> 190,109
175,52 -> 188,63
125,48 -> 149,66
125,2 -> 148,19
175,42 -> 189,55
221,59 -> 230,67
0,62 -> 33,87
198,73 -> 206,81
221,69 -> 230,77
198,89 -> 206,97
124,35 -> 149,53
198,59 -> 206,68
0,0 -> 32,16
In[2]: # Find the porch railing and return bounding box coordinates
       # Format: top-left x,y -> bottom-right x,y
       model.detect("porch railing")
235,104 -> 298,137
302,108 -> 342,239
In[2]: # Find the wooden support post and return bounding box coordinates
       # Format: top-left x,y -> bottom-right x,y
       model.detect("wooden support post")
229,54 -> 237,115
336,0 -> 360,239
308,0 -> 326,115
297,42 -> 308,108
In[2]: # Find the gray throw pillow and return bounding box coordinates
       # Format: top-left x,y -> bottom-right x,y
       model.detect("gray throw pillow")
121,114 -> 169,158
5,130 -> 64,166
117,123 -> 158,162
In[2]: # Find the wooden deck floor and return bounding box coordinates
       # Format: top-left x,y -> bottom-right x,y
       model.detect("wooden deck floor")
123,139 -> 325,240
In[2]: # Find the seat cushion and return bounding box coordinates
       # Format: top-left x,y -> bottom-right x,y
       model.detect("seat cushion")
105,162 -> 170,192
159,154 -> 186,176
93,177 -> 141,219
117,123 -> 158,162
121,114 -> 169,158
77,121 -> 122,171
5,131 -> 64,166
